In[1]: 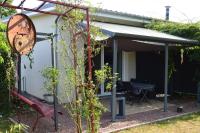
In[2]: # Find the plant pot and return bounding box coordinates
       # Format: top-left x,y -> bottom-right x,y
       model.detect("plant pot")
177,106 -> 183,113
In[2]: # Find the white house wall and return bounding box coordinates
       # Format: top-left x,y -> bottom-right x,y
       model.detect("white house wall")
21,14 -> 85,103
21,14 -> 56,99
122,51 -> 136,81
57,19 -> 85,103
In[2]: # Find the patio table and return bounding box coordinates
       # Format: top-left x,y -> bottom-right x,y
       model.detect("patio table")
132,83 -> 155,102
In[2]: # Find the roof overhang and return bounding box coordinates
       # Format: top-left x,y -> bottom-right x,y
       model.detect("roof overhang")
91,22 -> 199,45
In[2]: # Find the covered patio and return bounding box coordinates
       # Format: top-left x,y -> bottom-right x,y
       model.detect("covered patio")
92,22 -> 199,121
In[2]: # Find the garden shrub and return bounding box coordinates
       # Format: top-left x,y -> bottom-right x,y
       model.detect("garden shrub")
0,22 -> 15,115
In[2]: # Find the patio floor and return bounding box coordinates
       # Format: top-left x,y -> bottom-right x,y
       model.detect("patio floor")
10,97 -> 200,133
101,98 -> 175,115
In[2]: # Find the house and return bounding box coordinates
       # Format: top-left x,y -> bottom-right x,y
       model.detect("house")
5,3 -> 198,121
6,3 -> 154,99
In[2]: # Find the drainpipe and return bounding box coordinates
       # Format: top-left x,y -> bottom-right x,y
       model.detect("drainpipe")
53,15 -> 61,131
17,54 -> 21,93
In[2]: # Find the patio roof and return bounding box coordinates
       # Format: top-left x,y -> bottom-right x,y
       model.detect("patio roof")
91,22 -> 199,45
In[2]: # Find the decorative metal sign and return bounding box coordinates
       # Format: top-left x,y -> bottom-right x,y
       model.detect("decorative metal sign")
7,14 -> 36,55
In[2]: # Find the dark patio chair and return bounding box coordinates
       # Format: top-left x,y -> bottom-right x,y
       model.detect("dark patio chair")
130,78 -> 152,84
129,82 -> 143,103
116,80 -> 126,97
130,83 -> 142,95
118,81 -> 141,104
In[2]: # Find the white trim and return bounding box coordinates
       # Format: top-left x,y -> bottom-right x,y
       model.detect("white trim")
122,51 -> 136,81
97,92 -> 111,97
2,7 -> 55,22
25,7 -> 55,17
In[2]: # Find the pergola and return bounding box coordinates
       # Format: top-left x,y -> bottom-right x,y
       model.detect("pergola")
0,0 -> 93,130
0,0 -> 92,75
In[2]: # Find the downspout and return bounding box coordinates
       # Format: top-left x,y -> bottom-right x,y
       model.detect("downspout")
17,54 -> 21,93
53,15 -> 61,131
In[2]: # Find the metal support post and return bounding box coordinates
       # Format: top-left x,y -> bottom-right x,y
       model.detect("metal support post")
164,43 -> 169,112
112,39 -> 118,121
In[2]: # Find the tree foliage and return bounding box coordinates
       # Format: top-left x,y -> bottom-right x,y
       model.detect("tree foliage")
0,22 -> 15,114
146,20 -> 200,42
146,20 -> 200,81
0,0 -> 16,18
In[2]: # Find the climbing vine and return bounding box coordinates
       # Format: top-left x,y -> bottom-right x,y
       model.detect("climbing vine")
57,4 -> 112,131
146,20 -> 200,40
146,20 -> 200,80
41,1 -> 114,133
41,67 -> 59,94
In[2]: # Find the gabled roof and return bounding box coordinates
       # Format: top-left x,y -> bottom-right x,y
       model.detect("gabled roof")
3,3 -> 153,27
4,3 -> 199,45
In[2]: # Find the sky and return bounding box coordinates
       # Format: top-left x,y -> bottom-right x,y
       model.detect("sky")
12,0 -> 200,23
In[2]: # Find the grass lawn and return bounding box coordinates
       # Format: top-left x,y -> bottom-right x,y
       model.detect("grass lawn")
118,112 -> 200,133
0,117 -> 11,133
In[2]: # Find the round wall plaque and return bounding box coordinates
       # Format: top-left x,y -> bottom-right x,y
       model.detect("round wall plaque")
7,14 -> 36,55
